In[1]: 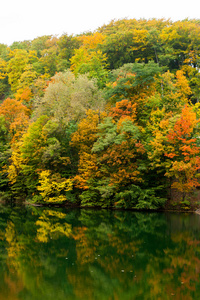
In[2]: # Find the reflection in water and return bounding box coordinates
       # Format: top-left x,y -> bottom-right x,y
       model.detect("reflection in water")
0,205 -> 200,299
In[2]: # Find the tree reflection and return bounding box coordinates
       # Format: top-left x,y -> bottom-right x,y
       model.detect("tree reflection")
0,205 -> 200,299
36,209 -> 72,243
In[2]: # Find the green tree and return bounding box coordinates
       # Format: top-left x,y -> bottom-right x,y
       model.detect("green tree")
57,34 -> 81,71
33,70 -> 105,124
7,115 -> 49,198
0,116 -> 11,194
105,61 -> 161,123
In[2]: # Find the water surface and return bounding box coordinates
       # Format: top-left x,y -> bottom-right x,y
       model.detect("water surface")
0,205 -> 200,299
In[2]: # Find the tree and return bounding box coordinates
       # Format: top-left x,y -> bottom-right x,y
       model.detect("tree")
148,105 -> 200,200
37,170 -> 73,203
105,62 -> 161,123
57,34 -> 81,71
91,116 -> 145,201
165,105 -> 200,195
33,70 -> 105,124
7,115 -> 76,199
0,98 -> 30,142
6,115 -> 49,197
0,58 -> 9,98
72,101 -> 148,207
71,109 -> 106,190
0,116 -> 11,193
7,49 -> 38,93
30,35 -> 52,57
99,18 -> 171,69
0,58 -> 7,80
158,70 -> 192,112
160,20 -> 200,71
15,64 -> 37,105
39,46 -> 58,77
70,33 -> 108,88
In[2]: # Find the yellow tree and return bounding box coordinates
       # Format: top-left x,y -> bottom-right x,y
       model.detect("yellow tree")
71,109 -> 106,189
0,58 -> 7,80
70,33 -> 108,88
7,49 -> 38,93
159,70 -> 192,112
37,170 -> 73,203
15,64 -> 37,106
0,58 -> 8,98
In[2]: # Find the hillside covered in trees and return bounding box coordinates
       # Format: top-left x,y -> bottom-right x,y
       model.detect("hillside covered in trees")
0,18 -> 200,210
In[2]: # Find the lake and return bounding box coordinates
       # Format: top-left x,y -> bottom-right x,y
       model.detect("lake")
0,204 -> 200,299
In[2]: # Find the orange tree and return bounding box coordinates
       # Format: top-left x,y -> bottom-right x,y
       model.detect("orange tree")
148,105 -> 200,201
0,98 -> 30,143
165,105 -> 200,197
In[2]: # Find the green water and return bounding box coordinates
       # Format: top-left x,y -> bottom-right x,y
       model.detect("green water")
0,205 -> 200,299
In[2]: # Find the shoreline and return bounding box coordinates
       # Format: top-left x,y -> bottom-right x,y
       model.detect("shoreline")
1,199 -> 199,213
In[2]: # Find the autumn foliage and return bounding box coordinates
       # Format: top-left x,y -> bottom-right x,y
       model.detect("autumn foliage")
0,98 -> 29,142
0,18 -> 200,209
165,105 -> 200,193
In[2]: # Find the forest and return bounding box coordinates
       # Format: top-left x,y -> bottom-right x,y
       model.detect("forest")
0,18 -> 200,210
